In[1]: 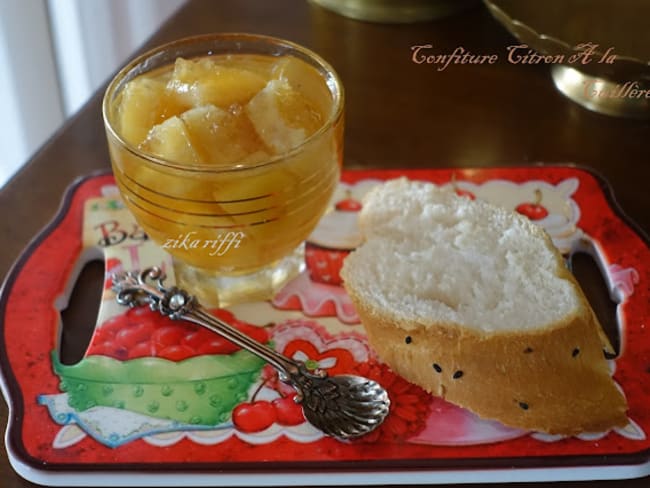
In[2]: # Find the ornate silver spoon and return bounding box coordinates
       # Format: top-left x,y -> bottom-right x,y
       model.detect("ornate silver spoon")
111,267 -> 390,440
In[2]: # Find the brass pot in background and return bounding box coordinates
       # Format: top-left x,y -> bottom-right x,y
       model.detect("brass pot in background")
310,0 -> 478,23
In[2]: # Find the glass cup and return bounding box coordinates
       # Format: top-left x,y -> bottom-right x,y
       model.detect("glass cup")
103,34 -> 344,306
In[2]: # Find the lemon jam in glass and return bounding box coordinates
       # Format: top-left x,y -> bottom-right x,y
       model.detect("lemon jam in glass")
103,34 -> 344,305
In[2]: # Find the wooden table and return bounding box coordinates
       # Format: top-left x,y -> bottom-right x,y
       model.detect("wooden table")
1,0 -> 648,486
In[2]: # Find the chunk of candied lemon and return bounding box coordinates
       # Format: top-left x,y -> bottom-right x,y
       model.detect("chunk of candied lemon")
180,104 -> 265,165
140,116 -> 201,164
245,79 -> 323,154
271,57 -> 333,120
239,150 -> 272,165
207,165 -> 300,231
167,57 -> 267,108
116,77 -> 187,146
217,53 -> 277,78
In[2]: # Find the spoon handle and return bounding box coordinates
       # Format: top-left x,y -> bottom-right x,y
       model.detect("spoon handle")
111,267 -> 300,377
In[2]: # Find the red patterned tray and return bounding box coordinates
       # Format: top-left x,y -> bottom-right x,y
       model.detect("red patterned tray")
1,167 -> 648,486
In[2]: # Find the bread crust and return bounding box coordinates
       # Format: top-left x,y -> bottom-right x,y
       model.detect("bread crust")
346,283 -> 628,435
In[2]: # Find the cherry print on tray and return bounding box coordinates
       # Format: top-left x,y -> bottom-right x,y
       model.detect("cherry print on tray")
516,188 -> 549,220
334,190 -> 363,211
232,381 -> 279,433
450,173 -> 476,200
272,392 -> 305,426
85,307 -> 270,360
232,378 -> 306,432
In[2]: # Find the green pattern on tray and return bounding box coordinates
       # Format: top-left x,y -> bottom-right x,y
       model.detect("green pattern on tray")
52,350 -> 266,425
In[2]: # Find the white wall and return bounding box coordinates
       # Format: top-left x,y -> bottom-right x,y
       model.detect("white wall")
0,0 -> 185,189
0,0 -> 63,186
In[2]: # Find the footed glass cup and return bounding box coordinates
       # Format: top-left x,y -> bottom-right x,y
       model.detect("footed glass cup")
103,34 -> 343,306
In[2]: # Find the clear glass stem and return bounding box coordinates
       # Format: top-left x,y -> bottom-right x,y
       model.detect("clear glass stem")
173,243 -> 305,307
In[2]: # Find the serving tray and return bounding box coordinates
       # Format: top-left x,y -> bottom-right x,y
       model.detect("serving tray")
1,166 -> 649,486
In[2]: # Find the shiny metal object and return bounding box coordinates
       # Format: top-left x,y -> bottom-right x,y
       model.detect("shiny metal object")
112,267 -> 390,440
310,0 -> 477,23
485,0 -> 650,119
550,65 -> 650,119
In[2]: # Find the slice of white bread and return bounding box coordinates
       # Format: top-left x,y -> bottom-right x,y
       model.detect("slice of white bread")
340,178 -> 628,435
